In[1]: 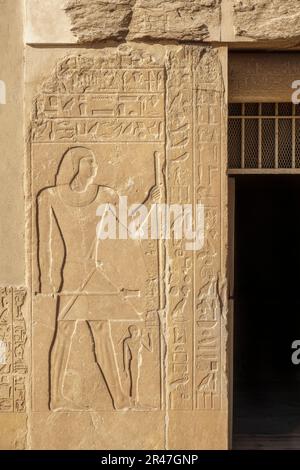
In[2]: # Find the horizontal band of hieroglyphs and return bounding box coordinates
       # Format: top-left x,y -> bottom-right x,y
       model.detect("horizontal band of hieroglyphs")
48,69 -> 165,94
32,118 -> 165,143
34,94 -> 164,119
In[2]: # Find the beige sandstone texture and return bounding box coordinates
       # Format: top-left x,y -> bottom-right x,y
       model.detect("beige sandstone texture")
127,0 -> 221,41
21,43 -> 228,449
229,53 -> 300,102
233,0 -> 300,42
26,0 -> 300,45
64,0 -> 135,42
26,0 -> 74,44
0,0 -> 25,285
5,0 -> 300,452
64,0 -> 221,43
0,0 -> 28,449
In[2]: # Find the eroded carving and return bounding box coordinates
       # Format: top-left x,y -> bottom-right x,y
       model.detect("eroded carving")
167,46 -> 224,411
31,47 -> 165,412
65,0 -> 135,43
64,0 -> 221,43
0,287 -> 27,412
30,45 -> 226,417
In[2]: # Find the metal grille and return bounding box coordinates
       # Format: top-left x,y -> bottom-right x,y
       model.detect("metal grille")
228,103 -> 300,171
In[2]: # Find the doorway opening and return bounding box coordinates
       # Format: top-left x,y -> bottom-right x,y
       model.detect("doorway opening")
231,175 -> 300,449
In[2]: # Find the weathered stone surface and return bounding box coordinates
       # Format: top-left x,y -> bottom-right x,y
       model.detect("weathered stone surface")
24,43 -> 228,449
26,0 -> 300,46
0,415 -> 28,450
128,0 -> 221,41
27,0 -> 74,44
229,53 -> 300,102
233,0 -> 300,42
165,45 -> 227,414
64,0 -> 221,43
0,0 -> 25,285
6,0 -> 300,453
29,412 -> 165,449
30,46 -> 165,418
165,45 -> 228,449
65,0 -> 135,42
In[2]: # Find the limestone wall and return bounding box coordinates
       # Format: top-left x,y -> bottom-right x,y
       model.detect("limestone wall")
1,0 -> 299,450
26,0 -> 300,46
23,43 -> 228,450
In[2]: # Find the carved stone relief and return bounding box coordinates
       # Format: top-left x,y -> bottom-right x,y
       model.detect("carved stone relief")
166,46 -> 225,412
26,1 -> 300,46
0,288 -> 27,413
31,47 -> 165,412
28,44 -> 227,448
229,53 -> 300,102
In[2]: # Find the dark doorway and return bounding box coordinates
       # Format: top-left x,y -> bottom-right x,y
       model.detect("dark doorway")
232,175 -> 300,449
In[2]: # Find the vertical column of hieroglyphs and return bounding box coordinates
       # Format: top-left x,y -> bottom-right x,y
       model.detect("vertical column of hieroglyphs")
31,48 -> 166,412
167,46 -> 224,411
0,288 -> 27,412
193,48 -> 224,411
167,47 -> 194,410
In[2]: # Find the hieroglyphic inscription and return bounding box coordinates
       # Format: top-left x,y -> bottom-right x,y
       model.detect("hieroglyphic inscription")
167,46 -> 224,411
31,47 -> 165,412
167,47 -> 194,410
32,53 -> 165,144
0,287 -> 27,412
